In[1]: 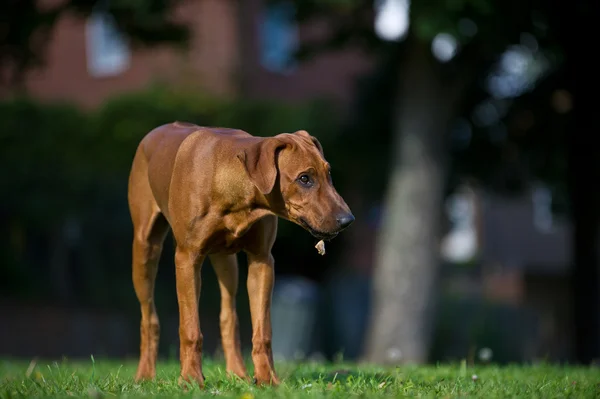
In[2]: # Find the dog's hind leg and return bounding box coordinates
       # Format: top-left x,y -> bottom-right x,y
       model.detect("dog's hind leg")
128,147 -> 170,381
210,253 -> 249,380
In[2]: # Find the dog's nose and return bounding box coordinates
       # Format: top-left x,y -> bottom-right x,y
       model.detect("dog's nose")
336,213 -> 355,229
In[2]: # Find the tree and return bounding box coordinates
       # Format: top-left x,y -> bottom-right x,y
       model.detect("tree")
0,0 -> 188,88
362,0 -> 539,363
289,0 -> 584,364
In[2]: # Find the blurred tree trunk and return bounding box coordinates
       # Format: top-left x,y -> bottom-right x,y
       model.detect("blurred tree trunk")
364,38 -> 468,364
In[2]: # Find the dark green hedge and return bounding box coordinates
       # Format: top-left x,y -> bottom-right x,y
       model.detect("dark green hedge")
0,86 -> 344,307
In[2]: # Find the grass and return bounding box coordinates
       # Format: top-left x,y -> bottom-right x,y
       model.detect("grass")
1,357 -> 599,398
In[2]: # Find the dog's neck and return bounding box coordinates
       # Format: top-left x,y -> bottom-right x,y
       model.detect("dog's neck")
263,190 -> 288,219
245,173 -> 288,219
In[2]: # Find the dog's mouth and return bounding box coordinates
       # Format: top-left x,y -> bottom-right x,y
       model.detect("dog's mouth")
298,218 -> 339,241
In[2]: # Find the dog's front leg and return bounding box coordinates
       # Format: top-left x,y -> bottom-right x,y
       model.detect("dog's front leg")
246,252 -> 280,386
175,246 -> 205,387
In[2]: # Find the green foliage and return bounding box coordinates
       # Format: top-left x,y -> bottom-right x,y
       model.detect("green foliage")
1,358 -> 599,398
411,0 -> 494,41
0,99 -> 89,226
0,0 -> 64,85
90,87 -> 225,175
290,0 -> 551,63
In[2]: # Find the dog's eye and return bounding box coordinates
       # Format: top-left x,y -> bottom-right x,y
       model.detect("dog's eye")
298,174 -> 312,186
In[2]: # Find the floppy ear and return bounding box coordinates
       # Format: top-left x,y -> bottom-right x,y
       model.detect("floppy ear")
293,130 -> 324,155
237,138 -> 288,194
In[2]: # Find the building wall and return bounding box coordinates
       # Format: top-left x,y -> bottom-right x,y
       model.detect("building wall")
2,0 -> 372,110
11,0 -> 241,109
240,0 -> 372,107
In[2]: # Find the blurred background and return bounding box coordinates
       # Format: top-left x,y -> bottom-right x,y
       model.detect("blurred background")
0,0 -> 593,367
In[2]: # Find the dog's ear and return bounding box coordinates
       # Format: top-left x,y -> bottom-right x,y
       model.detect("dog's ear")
293,130 -> 324,155
238,138 -> 288,195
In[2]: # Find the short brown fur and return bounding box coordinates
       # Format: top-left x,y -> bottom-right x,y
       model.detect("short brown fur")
127,122 -> 353,387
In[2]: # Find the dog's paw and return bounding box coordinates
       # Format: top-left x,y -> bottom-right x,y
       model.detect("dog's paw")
178,372 -> 205,389
253,373 -> 280,387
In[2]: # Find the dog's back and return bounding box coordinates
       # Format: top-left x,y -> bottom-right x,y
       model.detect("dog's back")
130,122 -> 255,222
139,122 -> 199,215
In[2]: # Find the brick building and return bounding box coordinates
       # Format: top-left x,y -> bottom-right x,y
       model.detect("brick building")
5,0 -> 372,108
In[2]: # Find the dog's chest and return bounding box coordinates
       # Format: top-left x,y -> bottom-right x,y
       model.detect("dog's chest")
204,229 -> 248,255
191,213 -> 251,254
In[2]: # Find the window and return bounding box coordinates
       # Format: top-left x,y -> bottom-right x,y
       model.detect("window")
85,6 -> 130,78
260,1 -> 298,74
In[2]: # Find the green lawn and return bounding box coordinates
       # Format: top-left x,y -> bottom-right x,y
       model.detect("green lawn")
1,357 -> 598,398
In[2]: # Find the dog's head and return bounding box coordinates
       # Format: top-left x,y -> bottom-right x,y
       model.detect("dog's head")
238,130 -> 354,240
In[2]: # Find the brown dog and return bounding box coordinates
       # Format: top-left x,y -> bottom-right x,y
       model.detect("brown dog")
127,122 -> 354,387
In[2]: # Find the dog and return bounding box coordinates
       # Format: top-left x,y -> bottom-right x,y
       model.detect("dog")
127,122 -> 354,386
